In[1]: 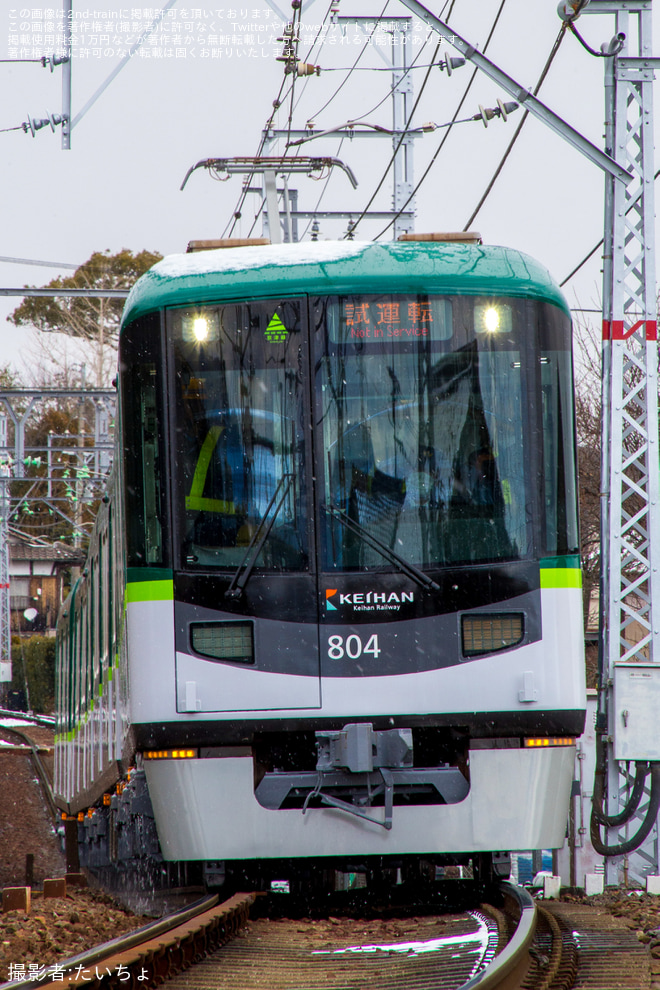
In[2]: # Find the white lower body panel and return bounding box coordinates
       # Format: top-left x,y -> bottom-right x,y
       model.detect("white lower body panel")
145,746 -> 575,860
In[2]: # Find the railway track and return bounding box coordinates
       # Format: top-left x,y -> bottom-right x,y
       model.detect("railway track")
0,872 -> 652,988
0,722 -> 58,822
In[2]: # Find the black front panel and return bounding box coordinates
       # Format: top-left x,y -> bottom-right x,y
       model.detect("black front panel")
156,292 -> 577,684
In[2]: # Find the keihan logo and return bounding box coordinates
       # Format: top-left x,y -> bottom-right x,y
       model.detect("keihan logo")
324,588 -> 414,612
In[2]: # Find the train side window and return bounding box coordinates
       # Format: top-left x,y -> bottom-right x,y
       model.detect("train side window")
119,314 -> 167,567
539,304 -> 579,556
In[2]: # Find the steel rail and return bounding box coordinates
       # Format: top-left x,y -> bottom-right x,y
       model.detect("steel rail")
461,882 -> 537,989
0,892 -> 256,989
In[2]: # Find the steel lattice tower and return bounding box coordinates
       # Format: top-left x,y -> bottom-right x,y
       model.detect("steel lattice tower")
591,0 -> 660,884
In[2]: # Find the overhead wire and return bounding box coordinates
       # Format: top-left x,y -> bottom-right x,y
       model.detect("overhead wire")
339,0 -> 458,127
223,1 -> 310,238
226,0 -> 382,238
283,1 -> 306,150
304,0 -> 392,123
237,17 -> 331,237
462,21 -> 568,230
302,0 -> 452,238
300,135 -> 347,241
374,0 -> 508,240
284,13 -> 431,238
560,167 -> 660,287
346,38 -> 443,239
247,0 -> 399,240
321,61 -> 449,71
337,37 -> 432,126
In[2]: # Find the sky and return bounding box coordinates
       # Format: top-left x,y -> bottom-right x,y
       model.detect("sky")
0,0 -> 656,373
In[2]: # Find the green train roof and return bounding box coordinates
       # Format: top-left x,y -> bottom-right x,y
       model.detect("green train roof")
121,240 -> 570,329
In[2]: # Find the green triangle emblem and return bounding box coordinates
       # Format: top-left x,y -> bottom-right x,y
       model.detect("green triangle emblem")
265,313 -> 288,342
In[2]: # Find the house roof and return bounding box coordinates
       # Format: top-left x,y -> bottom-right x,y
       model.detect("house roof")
8,530 -> 85,565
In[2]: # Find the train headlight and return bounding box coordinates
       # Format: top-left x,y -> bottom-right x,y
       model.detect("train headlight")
461,612 -> 524,657
193,317 -> 209,341
475,302 -> 512,334
180,311 -> 220,344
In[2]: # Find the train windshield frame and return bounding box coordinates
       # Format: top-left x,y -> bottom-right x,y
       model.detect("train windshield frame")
157,292 -> 577,576
168,298 -> 310,573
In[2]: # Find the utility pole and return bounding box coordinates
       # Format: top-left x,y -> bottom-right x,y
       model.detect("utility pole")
264,15 -> 421,240
585,0 -> 660,886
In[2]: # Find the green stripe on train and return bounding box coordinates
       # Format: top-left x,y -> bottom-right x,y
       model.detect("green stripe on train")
540,555 -> 582,589
125,579 -> 174,603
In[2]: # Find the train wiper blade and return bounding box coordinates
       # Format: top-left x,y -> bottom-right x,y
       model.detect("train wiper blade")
322,505 -> 439,592
225,473 -> 294,600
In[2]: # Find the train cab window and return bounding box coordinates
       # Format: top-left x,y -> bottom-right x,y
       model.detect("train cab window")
169,300 -> 308,572
539,303 -> 579,556
119,315 -> 167,567
314,294 -> 530,572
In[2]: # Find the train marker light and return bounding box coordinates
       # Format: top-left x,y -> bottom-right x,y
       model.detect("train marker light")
143,749 -> 198,760
524,737 -> 576,748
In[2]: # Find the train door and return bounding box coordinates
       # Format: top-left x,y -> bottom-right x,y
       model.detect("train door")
169,297 -> 321,713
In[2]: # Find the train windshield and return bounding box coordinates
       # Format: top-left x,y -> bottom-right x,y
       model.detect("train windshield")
164,292 -> 576,575
170,300 -> 308,571
314,294 -> 575,572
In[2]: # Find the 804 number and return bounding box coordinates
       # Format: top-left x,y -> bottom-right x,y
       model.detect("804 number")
327,634 -> 381,660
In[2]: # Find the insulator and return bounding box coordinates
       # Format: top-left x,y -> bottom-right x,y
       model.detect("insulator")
440,56 -> 466,75
22,111 -> 65,136
478,104 -> 496,127
493,100 -> 518,122
296,62 -> 320,75
421,122 -> 437,132
311,219 -> 320,241
41,53 -> 69,71
557,0 -> 589,20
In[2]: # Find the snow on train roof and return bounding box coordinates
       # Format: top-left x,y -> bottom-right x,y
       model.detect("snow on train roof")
153,240 -> 367,279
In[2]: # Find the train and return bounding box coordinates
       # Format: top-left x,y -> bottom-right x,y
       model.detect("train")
54,234 -> 586,891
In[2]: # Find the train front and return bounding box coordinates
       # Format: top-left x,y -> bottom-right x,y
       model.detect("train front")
120,241 -> 585,884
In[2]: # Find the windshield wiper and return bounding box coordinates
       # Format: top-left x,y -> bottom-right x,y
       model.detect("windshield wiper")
322,504 -> 439,592
225,473 -> 294,600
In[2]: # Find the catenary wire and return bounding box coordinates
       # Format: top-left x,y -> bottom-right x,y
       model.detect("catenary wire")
462,22 -> 568,230
304,0 -> 392,123
346,39 -> 443,238
344,0 -> 456,126
226,1 -> 390,237
560,166 -> 660,286
374,0 -> 507,240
